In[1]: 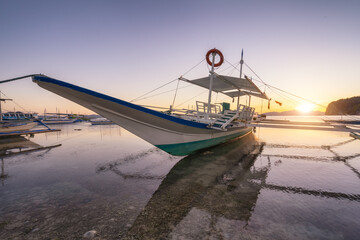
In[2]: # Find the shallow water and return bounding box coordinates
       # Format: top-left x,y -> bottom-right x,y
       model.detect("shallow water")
0,117 -> 359,239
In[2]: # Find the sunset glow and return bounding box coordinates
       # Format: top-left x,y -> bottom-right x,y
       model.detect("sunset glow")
0,1 -> 359,114
296,103 -> 315,113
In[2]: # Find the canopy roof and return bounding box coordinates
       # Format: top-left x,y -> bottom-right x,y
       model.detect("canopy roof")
182,74 -> 268,100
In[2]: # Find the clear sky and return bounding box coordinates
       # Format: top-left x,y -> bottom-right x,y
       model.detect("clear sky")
0,0 -> 359,114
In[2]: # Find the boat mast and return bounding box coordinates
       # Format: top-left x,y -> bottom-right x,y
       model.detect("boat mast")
237,49 -> 244,110
206,52 -> 216,120
0,92 -> 2,121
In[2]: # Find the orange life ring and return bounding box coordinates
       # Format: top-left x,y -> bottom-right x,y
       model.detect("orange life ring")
206,48 -> 224,67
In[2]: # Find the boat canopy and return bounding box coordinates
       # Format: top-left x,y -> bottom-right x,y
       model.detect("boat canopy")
181,74 -> 269,100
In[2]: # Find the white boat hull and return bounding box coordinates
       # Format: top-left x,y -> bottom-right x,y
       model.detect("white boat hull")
42,119 -> 76,124
33,75 -> 252,155
0,122 -> 38,133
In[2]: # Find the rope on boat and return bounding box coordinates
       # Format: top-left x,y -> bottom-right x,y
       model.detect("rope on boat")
171,79 -> 180,109
224,59 -> 242,76
0,91 -> 28,113
243,62 -> 328,109
218,60 -> 239,74
243,62 -> 360,121
0,75 -> 40,114
130,58 -> 205,103
181,58 -> 206,77
174,90 -> 208,108
227,59 -> 318,108
130,78 -> 179,103
133,85 -> 192,102
224,59 -> 359,121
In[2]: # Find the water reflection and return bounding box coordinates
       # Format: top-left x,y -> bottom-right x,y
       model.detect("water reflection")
0,136 -> 61,186
124,133 -> 265,239
124,132 -> 360,239
96,148 -> 180,180
0,122 -> 359,239
265,138 -> 360,179
262,183 -> 360,201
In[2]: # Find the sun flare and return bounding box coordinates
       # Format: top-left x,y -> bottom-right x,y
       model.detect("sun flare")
296,103 -> 315,113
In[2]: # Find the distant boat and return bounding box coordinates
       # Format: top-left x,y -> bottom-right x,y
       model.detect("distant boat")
0,121 -> 38,133
32,48 -> 269,155
42,118 -> 77,125
1,111 -> 38,121
0,97 -> 38,133
40,113 -> 77,124
39,111 -> 80,124
90,118 -> 115,125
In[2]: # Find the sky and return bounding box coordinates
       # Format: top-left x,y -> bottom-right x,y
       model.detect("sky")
0,0 -> 359,115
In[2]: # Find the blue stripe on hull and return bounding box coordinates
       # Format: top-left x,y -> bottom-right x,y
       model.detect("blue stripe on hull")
156,127 -> 252,156
33,75 -> 208,129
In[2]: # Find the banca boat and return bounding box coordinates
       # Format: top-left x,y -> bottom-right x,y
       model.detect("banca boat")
90,118 -> 115,125
32,49 -> 267,155
0,96 -> 38,133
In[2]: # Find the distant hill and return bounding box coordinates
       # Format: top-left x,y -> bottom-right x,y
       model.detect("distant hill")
325,96 -> 360,115
264,110 -> 324,116
85,114 -> 102,119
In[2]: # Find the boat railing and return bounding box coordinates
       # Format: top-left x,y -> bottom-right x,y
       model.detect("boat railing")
207,104 -> 255,130
167,102 -> 255,127
237,105 -> 255,121
195,101 -> 222,120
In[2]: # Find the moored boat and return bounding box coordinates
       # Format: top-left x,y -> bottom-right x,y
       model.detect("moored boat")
0,96 -> 38,134
90,118 -> 115,125
1,111 -> 38,121
42,118 -> 77,125
32,49 -> 268,155
0,121 -> 38,133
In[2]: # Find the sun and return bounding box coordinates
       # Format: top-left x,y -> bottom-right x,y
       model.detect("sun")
296,103 -> 315,113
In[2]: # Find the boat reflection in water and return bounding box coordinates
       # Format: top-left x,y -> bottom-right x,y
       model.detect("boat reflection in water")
121,132 -> 267,239
0,136 -> 61,186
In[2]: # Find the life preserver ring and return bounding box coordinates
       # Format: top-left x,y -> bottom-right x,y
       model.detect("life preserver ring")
206,48 -> 224,67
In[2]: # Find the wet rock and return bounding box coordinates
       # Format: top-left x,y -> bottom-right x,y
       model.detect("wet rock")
83,230 -> 97,238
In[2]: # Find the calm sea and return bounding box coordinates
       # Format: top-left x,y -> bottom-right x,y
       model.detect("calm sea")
0,116 -> 359,239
